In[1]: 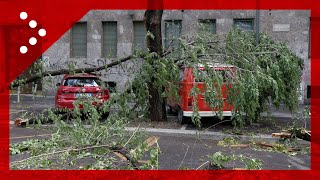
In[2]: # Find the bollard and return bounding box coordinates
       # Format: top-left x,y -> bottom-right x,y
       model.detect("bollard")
17,86 -> 20,103
32,82 -> 34,94
33,83 -> 37,100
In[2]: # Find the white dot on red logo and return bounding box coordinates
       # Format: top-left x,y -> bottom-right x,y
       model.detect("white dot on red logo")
20,12 -> 28,20
38,29 -> 46,37
20,46 -> 28,54
29,37 -> 37,45
29,20 -> 37,28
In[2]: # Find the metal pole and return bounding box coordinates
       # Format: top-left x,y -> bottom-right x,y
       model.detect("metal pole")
33,83 -> 37,100
32,82 -> 34,93
255,1 -> 260,45
17,86 -> 20,103
32,82 -> 34,100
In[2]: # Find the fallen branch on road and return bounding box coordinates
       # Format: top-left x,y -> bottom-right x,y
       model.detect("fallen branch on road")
11,135 -> 160,169
11,143 -> 142,170
256,141 -> 302,153
287,128 -> 311,142
115,136 -> 160,165
272,132 -> 292,139
230,144 -> 250,148
14,112 -> 69,127
256,142 -> 275,148
272,128 -> 311,142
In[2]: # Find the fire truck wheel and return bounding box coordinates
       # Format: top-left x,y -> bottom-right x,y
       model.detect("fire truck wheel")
177,107 -> 188,124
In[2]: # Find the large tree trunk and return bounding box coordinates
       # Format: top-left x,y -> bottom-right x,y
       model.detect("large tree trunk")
144,10 -> 167,121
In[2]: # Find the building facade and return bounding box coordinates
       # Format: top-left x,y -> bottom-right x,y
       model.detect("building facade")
42,10 -> 310,104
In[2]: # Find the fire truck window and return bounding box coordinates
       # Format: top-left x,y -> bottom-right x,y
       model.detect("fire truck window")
195,69 -> 232,82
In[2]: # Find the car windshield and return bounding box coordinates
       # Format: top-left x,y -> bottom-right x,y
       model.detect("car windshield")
63,77 -> 101,87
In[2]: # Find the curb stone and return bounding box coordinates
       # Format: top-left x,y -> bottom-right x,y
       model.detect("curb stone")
10,94 -> 55,98
125,127 -> 310,146
14,122 -> 309,145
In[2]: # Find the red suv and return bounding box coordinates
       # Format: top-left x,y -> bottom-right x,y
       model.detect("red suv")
55,74 -> 110,111
167,64 -> 235,124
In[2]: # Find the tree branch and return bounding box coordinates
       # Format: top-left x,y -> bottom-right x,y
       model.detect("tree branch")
11,55 -> 140,88
11,143 -> 142,169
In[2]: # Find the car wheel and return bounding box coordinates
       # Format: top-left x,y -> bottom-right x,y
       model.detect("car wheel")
171,105 -> 179,116
177,107 -> 188,124
100,112 -> 109,121
166,104 -> 173,114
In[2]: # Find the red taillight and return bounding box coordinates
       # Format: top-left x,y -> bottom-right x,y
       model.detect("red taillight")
57,89 -> 62,96
106,89 -> 110,96
57,89 -> 70,97
104,89 -> 110,99
96,89 -> 110,100
97,92 -> 102,97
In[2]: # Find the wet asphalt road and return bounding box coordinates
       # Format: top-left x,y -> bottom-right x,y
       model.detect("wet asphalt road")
10,125 -> 310,170
9,94 -> 310,170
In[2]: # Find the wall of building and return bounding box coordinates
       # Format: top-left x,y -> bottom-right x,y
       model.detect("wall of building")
42,10 -> 310,104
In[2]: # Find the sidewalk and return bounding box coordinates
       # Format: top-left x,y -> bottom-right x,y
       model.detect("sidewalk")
266,104 -> 309,118
10,93 -> 55,98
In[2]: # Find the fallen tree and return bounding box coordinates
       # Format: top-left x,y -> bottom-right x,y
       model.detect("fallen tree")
12,28 -> 304,127
11,55 -> 137,88
10,13 -> 306,170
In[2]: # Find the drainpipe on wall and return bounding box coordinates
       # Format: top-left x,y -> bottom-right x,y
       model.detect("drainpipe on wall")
255,8 -> 260,45
255,0 -> 260,45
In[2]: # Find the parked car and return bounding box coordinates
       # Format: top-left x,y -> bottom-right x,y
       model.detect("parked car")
167,64 -> 236,124
55,74 -> 110,113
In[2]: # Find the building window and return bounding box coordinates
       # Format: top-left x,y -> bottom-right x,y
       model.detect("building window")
102,22 -> 117,58
234,19 -> 254,31
198,19 -> 216,34
133,21 -> 147,51
307,85 -> 311,98
71,22 -> 87,58
164,20 -> 182,49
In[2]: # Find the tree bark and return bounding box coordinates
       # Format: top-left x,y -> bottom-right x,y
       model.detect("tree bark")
144,10 -> 167,121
